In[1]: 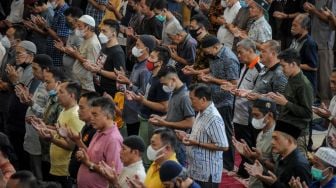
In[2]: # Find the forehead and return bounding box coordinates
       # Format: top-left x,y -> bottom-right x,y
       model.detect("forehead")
6,28 -> 15,36
32,62 -> 41,69
149,51 -> 159,58
91,106 -> 103,113
251,107 -> 262,114
16,46 -> 27,53
330,72 -> 336,80
135,39 -> 145,46
79,97 -> 88,105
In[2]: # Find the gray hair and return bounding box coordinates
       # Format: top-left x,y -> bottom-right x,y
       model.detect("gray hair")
264,40 -> 281,54
237,38 -> 257,52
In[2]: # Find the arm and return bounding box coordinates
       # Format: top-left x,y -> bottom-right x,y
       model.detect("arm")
271,71 -> 288,95
142,100 -> 168,113
164,117 -> 195,129
88,0 -> 107,11
204,117 -> 229,151
51,135 -> 76,151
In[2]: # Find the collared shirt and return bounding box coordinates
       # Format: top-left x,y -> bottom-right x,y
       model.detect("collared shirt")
50,105 -> 84,176
248,16 -> 272,43
253,63 -> 287,95
144,154 -> 178,188
209,46 -> 240,108
271,148 -> 311,188
233,61 -> 262,125
72,34 -> 101,91
311,0 -> 336,50
310,176 -> 336,188
6,0 -> 24,23
118,160 -> 146,188
326,96 -> 336,149
187,103 -> 228,183
217,1 -> 241,48
249,125 -> 277,188
24,83 -> 48,155
46,3 -> 70,66
123,60 -> 151,124
77,125 -> 123,188
279,71 -> 313,135
86,0 -> 108,25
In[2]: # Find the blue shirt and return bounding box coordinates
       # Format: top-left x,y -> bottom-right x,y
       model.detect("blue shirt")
209,46 -> 240,108
46,3 -> 69,66
310,176 -> 336,188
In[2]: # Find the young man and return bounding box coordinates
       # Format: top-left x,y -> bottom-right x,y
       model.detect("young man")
151,66 -> 195,166
76,97 -> 123,188
177,83 -> 228,187
117,35 -> 153,136
86,19 -> 126,96
269,48 -> 313,155
128,46 -> 170,168
233,99 -> 277,188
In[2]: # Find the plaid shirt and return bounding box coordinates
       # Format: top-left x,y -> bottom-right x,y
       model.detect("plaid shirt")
86,0 -> 108,26
46,3 -> 70,66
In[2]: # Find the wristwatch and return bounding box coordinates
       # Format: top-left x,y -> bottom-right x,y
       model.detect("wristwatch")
89,163 -> 95,171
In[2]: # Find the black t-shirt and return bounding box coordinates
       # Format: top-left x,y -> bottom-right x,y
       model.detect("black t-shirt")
99,45 -> 126,96
69,124 -> 96,179
138,16 -> 163,40
139,76 -> 170,119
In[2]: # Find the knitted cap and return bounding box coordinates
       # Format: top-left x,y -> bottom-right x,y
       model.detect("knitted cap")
18,40 -> 37,54
315,147 -> 336,167
159,160 -> 183,182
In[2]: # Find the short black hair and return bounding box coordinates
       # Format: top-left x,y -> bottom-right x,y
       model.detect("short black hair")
64,7 -> 83,18
190,14 -> 211,29
10,171 -> 38,188
152,46 -> 171,65
90,97 -> 115,118
153,128 -> 177,150
278,48 -> 301,66
157,65 -> 178,78
34,0 -> 48,6
150,0 -> 167,10
80,92 -> 101,106
12,25 -> 27,41
45,68 -> 66,82
102,19 -> 120,35
65,81 -> 81,102
189,83 -> 212,101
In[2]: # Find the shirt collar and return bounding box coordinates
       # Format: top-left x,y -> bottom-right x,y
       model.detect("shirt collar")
97,123 -> 118,135
125,160 -> 143,169
173,84 -> 187,94
279,148 -> 299,165
248,56 -> 260,69
199,102 -> 215,116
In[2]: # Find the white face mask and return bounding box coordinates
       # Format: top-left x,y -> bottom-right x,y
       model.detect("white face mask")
131,46 -> 144,57
98,33 -> 109,44
162,85 -> 174,93
147,145 -> 166,161
0,36 -> 11,49
252,116 -> 266,129
75,29 -> 85,38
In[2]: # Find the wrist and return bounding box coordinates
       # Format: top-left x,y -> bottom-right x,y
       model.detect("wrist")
328,115 -> 334,122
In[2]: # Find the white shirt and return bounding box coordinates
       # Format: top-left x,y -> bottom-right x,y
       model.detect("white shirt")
118,160 -> 146,188
217,1 -> 241,48
327,96 -> 336,149
6,0 -> 24,23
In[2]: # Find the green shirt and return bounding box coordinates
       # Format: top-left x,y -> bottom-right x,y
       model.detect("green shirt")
279,71 -> 313,135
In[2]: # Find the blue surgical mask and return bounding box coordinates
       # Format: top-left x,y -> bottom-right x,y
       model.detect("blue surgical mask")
48,89 -> 57,97
156,15 -> 166,22
239,0 -> 248,8
311,166 -> 327,181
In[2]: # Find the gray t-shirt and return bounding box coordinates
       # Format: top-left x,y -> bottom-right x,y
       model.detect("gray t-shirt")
165,85 -> 195,123
63,31 -> 83,74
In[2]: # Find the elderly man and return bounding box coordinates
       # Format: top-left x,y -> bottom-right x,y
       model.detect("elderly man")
290,147 -> 336,188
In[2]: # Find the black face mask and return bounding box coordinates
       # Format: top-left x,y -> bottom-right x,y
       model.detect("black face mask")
189,27 -> 201,39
